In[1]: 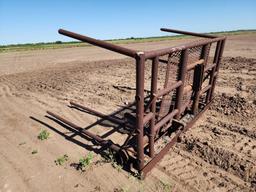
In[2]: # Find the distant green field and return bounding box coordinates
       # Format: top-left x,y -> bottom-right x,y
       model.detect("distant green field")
1,29 -> 255,53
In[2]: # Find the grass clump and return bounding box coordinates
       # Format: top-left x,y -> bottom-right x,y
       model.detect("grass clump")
77,152 -> 94,171
102,149 -> 123,172
55,154 -> 69,165
37,130 -> 50,140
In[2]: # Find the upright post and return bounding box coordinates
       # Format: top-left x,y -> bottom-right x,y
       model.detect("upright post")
205,41 -> 221,103
191,44 -> 210,114
174,50 -> 189,119
135,52 -> 145,171
208,39 -> 226,101
149,56 -> 159,157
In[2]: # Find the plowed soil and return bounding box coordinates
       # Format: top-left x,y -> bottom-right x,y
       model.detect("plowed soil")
0,34 -> 255,192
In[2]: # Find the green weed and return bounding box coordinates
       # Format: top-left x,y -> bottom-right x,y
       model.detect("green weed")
55,154 -> 69,165
78,152 -> 94,171
102,149 -> 123,172
38,130 -> 50,140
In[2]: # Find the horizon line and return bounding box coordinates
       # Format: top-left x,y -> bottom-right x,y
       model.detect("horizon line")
1,28 -> 256,47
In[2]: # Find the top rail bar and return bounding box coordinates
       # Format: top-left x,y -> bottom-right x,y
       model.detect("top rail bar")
144,36 -> 226,59
58,29 -> 138,58
160,28 -> 218,38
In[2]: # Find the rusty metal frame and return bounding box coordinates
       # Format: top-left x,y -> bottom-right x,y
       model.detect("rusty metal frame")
47,28 -> 226,178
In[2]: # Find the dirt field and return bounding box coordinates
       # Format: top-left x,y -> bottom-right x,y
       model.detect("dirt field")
0,34 -> 255,192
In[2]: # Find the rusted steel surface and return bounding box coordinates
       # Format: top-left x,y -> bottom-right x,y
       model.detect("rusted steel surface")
160,28 -> 218,38
174,49 -> 189,119
135,52 -> 146,170
144,36 -> 226,59
155,80 -> 182,98
208,40 -> 226,101
149,57 -> 159,157
47,28 -> 226,178
58,29 -> 138,57
192,44 -> 210,114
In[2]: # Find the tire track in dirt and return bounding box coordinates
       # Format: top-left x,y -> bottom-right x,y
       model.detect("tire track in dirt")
157,148 -> 251,192
175,97 -> 256,190
207,118 -> 256,140
178,132 -> 256,185
196,121 -> 256,160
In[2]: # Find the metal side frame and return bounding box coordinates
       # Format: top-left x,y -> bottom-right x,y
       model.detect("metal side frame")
47,28 -> 226,178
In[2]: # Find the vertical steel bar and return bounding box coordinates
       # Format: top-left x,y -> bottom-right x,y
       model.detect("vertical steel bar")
213,41 -> 222,63
174,49 -> 189,119
209,39 -> 226,101
149,56 -> 159,157
192,44 -> 209,114
135,52 -> 145,171
191,64 -> 203,114
205,41 -> 221,102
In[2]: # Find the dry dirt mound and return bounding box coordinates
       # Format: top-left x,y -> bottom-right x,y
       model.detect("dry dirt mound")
221,57 -> 256,71
211,93 -> 256,118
